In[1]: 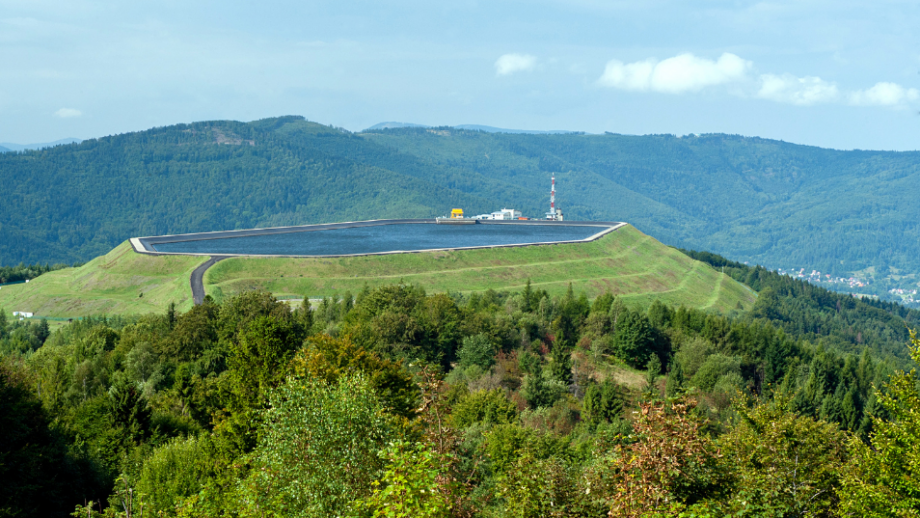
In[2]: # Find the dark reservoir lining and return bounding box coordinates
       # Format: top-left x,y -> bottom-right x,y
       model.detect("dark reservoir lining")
145,222 -> 606,256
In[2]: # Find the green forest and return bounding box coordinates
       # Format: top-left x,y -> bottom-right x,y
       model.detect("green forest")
0,262 -> 75,285
2,251 -> 919,516
3,116 -> 920,301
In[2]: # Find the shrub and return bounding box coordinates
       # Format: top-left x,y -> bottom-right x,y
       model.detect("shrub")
583,379 -> 625,425
235,374 -> 405,517
136,435 -> 208,514
690,354 -> 741,392
450,389 -> 517,429
456,333 -> 496,371
520,371 -> 567,409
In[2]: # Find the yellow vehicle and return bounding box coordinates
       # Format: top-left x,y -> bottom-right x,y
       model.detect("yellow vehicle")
450,208 -> 464,219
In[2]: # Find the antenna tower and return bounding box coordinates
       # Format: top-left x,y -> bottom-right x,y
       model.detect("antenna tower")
550,175 -> 556,219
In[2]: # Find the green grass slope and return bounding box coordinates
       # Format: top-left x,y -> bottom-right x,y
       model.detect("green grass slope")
6,115 -> 920,292
0,226 -> 755,318
0,242 -> 207,318
205,225 -> 756,312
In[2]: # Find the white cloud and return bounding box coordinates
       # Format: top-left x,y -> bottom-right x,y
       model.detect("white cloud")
495,53 -> 537,76
595,53 -> 918,112
598,53 -> 751,94
53,108 -> 82,118
756,74 -> 839,106
849,82 -> 920,107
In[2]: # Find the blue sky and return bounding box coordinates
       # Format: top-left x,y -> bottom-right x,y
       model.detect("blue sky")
2,0 -> 919,150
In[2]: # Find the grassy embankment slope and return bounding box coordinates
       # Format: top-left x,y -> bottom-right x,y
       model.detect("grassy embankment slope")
0,242 -> 207,318
206,225 -> 756,313
0,225 -> 756,319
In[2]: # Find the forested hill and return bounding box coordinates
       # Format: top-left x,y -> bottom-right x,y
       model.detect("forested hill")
4,116 -> 920,285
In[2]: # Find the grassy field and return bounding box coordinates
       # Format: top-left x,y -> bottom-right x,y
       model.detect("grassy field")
0,242 -> 207,318
0,225 -> 756,320
205,225 -> 756,313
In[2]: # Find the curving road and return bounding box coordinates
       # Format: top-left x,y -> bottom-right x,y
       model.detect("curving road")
190,256 -> 226,305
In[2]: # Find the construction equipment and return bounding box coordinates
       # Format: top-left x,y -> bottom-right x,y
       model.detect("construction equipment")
436,208 -> 476,224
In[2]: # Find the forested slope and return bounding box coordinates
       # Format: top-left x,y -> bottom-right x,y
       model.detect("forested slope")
4,116 -> 920,287
2,280 -> 918,517
365,128 -> 920,279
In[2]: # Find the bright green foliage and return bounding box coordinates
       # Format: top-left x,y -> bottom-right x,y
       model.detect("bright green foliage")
717,400 -> 848,517
217,290 -> 297,346
135,436 -> 208,515
291,334 -> 419,419
450,389 -> 517,429
3,276 -> 920,517
838,333 -> 920,516
497,454 -> 599,518
158,298 -> 220,361
690,354 -> 741,392
590,293 -> 616,316
647,299 -> 673,329
613,310 -> 658,368
456,333 -> 496,371
344,284 -> 465,369
235,374 -> 404,518
218,313 -> 305,450
360,440 -> 450,518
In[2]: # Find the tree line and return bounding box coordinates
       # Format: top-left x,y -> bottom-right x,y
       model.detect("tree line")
0,277 -> 917,517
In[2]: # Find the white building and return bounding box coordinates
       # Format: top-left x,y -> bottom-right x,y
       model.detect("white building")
13,311 -> 33,318
490,208 -> 522,220
471,208 -> 522,220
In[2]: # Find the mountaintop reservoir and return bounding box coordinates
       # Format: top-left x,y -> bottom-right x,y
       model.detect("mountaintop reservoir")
137,220 -> 620,257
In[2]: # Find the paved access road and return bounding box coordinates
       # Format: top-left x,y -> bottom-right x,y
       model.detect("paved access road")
190,257 -> 226,305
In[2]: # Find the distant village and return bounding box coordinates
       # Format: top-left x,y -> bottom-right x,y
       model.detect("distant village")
774,267 -> 918,305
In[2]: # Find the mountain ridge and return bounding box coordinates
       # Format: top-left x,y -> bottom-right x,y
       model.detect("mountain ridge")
364,121 -> 581,134
0,138 -> 83,152
2,115 -> 919,304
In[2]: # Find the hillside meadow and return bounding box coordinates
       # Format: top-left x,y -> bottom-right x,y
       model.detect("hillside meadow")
0,225 -> 754,319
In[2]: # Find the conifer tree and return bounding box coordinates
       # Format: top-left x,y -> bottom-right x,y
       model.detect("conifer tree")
665,359 -> 684,398
0,307 -> 7,339
550,343 -> 573,385
838,332 -> 920,515
522,279 -> 534,313
645,355 -> 662,398
841,384 -> 862,431
167,302 -> 177,330
820,382 -> 845,423
296,296 -> 314,333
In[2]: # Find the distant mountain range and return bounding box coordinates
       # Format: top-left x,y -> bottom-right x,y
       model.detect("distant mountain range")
2,116 -> 919,303
0,138 -> 82,152
364,122 -> 580,135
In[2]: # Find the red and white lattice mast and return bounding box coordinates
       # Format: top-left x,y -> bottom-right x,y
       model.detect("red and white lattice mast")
546,175 -> 558,220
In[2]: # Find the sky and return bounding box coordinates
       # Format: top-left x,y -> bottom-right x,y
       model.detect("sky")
2,0 -> 920,150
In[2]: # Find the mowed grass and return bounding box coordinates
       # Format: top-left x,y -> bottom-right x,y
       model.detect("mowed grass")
0,242 -> 207,318
0,225 -> 756,319
206,225 -> 756,312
